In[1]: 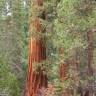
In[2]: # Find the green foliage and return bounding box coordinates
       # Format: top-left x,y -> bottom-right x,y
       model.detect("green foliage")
46,0 -> 96,95
0,57 -> 20,96
0,0 -> 96,95
57,0 -> 96,31
0,0 -> 28,95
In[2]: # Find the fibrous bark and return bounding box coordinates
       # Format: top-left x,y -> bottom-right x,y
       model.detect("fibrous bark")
24,0 -> 47,96
87,31 -> 93,75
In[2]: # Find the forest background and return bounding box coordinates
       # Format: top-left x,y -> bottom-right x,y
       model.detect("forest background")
0,0 -> 96,96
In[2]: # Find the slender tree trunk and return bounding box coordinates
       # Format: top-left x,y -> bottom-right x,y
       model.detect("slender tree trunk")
87,31 -> 93,75
24,0 -> 47,96
84,31 -> 94,96
59,62 -> 68,82
59,48 -> 68,82
59,48 -> 69,96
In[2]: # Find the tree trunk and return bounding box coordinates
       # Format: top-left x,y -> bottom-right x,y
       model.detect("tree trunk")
59,48 -> 69,96
59,48 -> 68,81
87,31 -> 93,75
24,0 -> 47,96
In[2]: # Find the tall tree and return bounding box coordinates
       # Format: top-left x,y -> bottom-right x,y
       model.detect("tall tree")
25,0 -> 47,96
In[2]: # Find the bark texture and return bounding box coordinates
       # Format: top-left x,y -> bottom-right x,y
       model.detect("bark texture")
87,31 -> 93,75
25,0 -> 47,96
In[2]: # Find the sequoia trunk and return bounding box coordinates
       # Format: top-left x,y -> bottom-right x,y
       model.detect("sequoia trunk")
24,0 -> 47,96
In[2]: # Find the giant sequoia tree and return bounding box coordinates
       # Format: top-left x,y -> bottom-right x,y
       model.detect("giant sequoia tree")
25,0 -> 47,96
0,0 -> 96,96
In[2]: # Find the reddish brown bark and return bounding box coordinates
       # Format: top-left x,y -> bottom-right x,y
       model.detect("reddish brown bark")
84,90 -> 89,96
87,31 -> 93,75
59,47 -> 80,96
59,48 -> 69,96
33,0 -> 43,6
59,48 -> 68,81
25,38 -> 47,96
59,63 -> 68,82
24,0 -> 47,96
